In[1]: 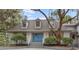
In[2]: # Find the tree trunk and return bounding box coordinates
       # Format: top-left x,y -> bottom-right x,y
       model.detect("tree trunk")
55,31 -> 62,45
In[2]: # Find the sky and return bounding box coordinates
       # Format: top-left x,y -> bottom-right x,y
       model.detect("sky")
22,9 -> 77,20
22,9 -> 50,20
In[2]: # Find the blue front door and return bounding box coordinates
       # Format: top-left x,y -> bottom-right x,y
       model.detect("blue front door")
32,33 -> 43,42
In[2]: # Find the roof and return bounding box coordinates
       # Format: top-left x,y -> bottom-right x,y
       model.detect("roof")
7,20 -> 77,32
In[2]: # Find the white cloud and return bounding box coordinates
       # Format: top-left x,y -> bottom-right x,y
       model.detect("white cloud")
39,17 -> 46,19
28,17 -> 46,20
28,17 -> 35,20
27,14 -> 32,17
23,9 -> 35,14
23,9 -> 46,20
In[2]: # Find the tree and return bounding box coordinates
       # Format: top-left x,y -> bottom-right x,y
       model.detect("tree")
51,9 -> 78,45
0,9 -> 22,32
0,9 -> 23,46
32,9 -> 78,45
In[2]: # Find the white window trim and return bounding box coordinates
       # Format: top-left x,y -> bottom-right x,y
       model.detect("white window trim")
21,22 -> 28,28
35,21 -> 41,28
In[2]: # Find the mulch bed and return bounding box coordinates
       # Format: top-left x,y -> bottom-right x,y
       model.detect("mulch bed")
10,44 -> 28,46
43,44 -> 68,47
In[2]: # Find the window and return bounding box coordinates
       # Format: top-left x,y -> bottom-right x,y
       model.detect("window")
22,20 -> 28,28
35,19 -> 41,28
22,22 -> 26,27
36,21 -> 40,27
70,32 -> 75,39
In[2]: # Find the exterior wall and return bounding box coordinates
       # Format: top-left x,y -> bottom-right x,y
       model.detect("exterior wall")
73,36 -> 78,47
26,32 -> 49,44
26,32 -> 32,45
62,26 -> 75,31
76,37 -> 79,47
42,32 -> 49,44
63,32 -> 70,37
77,25 -> 79,34
8,32 -> 48,45
76,25 -> 79,47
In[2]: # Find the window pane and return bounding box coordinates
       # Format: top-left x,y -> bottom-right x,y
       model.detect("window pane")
23,22 -> 26,27
36,21 -> 40,27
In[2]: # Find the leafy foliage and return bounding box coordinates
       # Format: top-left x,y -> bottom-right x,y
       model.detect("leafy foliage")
0,9 -> 22,31
44,36 -> 57,44
62,15 -> 71,23
62,37 -> 73,45
0,32 -> 9,46
11,33 -> 26,42
0,9 -> 23,45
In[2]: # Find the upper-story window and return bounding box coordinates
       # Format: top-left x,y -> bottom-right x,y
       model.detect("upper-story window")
22,20 -> 28,28
22,20 -> 26,27
35,19 -> 41,28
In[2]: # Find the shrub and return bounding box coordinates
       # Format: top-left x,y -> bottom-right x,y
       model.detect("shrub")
44,36 -> 57,44
62,37 -> 73,45
0,36 -> 5,46
11,33 -> 26,44
0,33 -> 9,46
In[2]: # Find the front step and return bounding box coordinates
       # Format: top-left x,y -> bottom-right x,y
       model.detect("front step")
29,42 -> 43,48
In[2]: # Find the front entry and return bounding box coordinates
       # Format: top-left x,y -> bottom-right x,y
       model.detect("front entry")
32,33 -> 43,42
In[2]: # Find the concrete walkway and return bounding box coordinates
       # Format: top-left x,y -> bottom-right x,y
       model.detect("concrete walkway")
29,42 -> 43,48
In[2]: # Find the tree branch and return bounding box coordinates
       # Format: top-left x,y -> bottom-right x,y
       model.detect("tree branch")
62,15 -> 77,24
57,9 -> 62,19
61,9 -> 69,20
57,9 -> 63,31
63,9 -> 69,17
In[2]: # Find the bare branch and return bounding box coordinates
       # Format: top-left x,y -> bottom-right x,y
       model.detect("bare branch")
63,9 -> 69,17
57,9 -> 63,31
61,9 -> 69,20
57,9 -> 62,19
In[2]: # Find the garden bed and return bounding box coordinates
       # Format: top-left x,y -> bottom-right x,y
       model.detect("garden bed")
10,44 -> 28,46
43,44 -> 68,47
